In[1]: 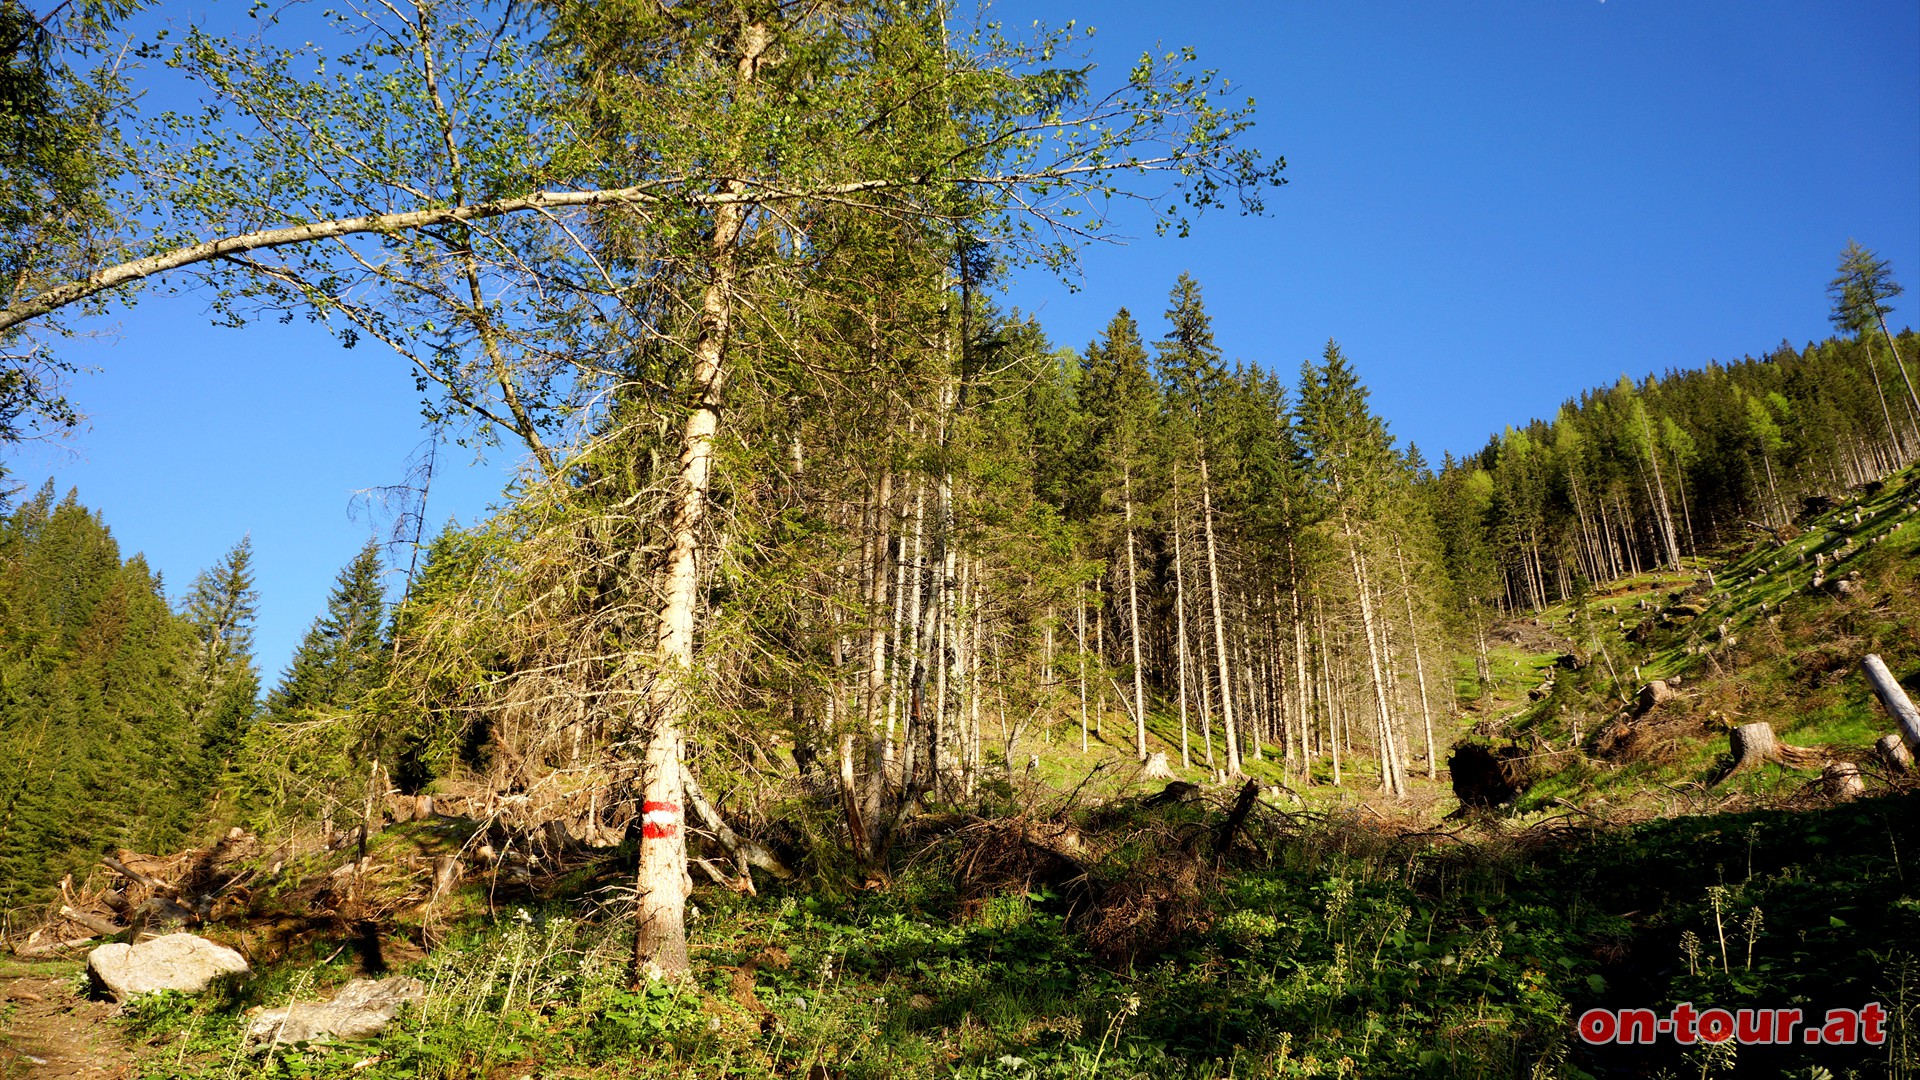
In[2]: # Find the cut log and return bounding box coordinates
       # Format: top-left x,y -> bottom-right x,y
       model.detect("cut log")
1876,733 -> 1912,773
1863,654 -> 1920,754
58,905 -> 121,938
17,935 -> 96,957
1823,762 -> 1865,800
102,855 -> 177,897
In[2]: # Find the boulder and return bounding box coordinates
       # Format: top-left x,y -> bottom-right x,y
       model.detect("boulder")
245,976 -> 427,1047
88,933 -> 251,1002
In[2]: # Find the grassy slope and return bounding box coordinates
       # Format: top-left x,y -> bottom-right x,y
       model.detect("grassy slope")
1492,465 -> 1920,816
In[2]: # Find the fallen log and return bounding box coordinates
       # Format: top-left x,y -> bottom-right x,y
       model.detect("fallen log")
1863,654 -> 1920,754
102,854 -> 178,897
16,934 -> 96,957
58,905 -> 121,938
680,765 -> 794,881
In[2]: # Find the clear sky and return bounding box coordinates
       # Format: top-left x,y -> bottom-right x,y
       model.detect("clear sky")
10,0 -> 1918,681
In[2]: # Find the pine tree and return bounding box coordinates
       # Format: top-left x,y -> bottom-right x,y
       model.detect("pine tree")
240,540 -> 389,833
179,537 -> 261,799
1829,240 -> 1918,455
267,540 -> 389,721
0,486 -> 199,909
1080,309 -> 1160,762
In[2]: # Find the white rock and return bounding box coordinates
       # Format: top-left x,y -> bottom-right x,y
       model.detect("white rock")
245,976 -> 427,1047
88,933 -> 251,1002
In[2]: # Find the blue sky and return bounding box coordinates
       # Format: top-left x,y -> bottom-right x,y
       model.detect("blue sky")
11,0 -> 1918,680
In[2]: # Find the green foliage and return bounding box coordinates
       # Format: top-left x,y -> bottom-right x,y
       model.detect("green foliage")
0,482 -> 234,910
232,540 -> 389,833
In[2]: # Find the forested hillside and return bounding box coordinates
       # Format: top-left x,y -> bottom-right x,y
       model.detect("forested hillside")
0,486 -> 257,911
2,286 -> 1915,925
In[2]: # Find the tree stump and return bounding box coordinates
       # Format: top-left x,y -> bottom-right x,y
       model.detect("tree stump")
1729,722 -> 1778,772
1823,762 -> 1864,800
1875,734 -> 1911,773
430,856 -> 461,899
1141,752 -> 1175,780
1633,679 -> 1677,716
1720,721 -> 1829,782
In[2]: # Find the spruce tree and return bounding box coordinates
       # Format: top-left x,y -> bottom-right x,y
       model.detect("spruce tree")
240,540 -> 389,832
179,537 -> 261,797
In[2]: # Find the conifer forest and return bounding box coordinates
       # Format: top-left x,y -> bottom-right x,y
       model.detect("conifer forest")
0,2 -> 1916,1078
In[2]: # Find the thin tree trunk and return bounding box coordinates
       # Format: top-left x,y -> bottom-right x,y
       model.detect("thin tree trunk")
1341,514 -> 1404,797
1076,592 -> 1089,753
1172,472 -> 1193,769
1393,536 -> 1437,780
1200,454 -> 1240,774
636,22 -> 775,980
1124,467 -> 1148,761
1316,598 -> 1340,786
859,469 -> 893,846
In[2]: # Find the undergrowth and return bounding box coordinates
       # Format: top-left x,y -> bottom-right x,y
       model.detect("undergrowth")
111,789 -> 1920,1080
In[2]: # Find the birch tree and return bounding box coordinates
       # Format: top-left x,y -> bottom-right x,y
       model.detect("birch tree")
1,0 -> 1279,976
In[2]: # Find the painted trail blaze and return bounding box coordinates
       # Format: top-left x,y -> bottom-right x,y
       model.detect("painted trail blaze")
641,801 -> 680,839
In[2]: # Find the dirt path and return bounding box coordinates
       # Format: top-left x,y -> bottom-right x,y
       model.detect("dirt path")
1,970 -> 133,1080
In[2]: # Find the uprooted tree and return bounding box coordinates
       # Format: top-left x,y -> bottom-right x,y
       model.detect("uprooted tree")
0,0 -> 1280,975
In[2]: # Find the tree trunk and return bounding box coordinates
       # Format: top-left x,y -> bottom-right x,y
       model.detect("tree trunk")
1340,513 -> 1403,797
1200,454 -> 1240,774
1124,467 -> 1148,761
1076,592 -> 1089,754
860,469 -> 894,839
1392,536 -> 1437,780
1172,472 -> 1193,769
636,22 -> 771,979
1876,313 -> 1920,449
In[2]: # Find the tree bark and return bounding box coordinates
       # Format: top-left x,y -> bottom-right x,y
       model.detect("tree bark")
1392,536 -> 1437,780
1340,512 -> 1403,797
635,20 -> 771,981
1863,653 -> 1920,754
1123,466 -> 1148,761
1172,470 -> 1193,769
1200,454 -> 1240,774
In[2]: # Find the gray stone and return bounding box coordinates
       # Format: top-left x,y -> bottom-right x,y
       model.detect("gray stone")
87,932 -> 251,1001
245,976 -> 427,1047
